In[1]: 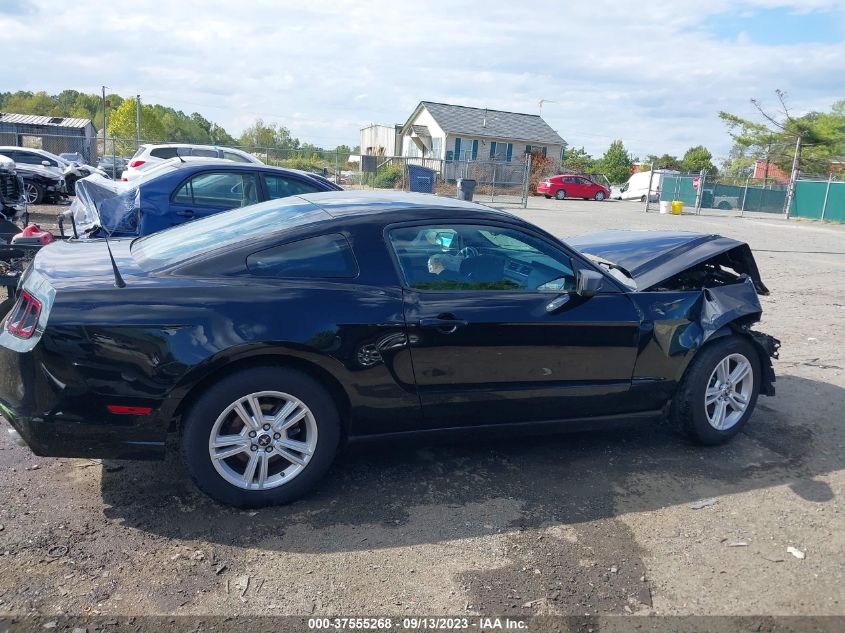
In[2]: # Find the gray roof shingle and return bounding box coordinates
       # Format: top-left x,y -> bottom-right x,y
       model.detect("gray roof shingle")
415,101 -> 565,145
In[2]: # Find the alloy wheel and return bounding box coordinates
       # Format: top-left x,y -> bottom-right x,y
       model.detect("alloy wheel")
704,353 -> 753,430
23,183 -> 38,204
208,391 -> 318,490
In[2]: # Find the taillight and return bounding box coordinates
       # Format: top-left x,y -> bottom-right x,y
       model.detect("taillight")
129,160 -> 145,168
6,291 -> 42,339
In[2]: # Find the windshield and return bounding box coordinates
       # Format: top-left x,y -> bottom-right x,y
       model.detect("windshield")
131,196 -> 330,269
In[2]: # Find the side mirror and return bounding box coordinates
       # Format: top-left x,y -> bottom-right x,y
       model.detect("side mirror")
576,269 -> 603,298
42,160 -> 51,167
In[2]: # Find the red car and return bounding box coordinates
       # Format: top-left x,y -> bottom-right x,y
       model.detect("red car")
537,174 -> 609,201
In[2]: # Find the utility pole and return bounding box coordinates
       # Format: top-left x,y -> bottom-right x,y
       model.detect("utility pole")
784,133 -> 802,218
101,85 -> 108,157
136,94 -> 142,149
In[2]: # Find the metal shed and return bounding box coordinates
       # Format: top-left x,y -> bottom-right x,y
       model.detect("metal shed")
0,113 -> 98,163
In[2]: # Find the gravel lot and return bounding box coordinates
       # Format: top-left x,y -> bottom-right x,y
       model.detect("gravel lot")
1,197 -> 843,619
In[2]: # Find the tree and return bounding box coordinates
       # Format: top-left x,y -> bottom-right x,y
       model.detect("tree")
238,118 -> 300,157
681,145 -> 718,175
719,90 -> 845,175
561,146 -> 594,173
107,98 -> 166,154
596,140 -> 633,184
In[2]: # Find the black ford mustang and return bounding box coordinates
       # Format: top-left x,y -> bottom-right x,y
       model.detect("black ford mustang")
0,192 -> 779,507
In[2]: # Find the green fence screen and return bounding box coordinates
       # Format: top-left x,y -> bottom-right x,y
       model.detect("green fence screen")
792,180 -> 845,222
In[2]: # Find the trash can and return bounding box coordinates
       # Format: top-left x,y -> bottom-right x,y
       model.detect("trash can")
456,178 -> 477,201
407,165 -> 436,194
671,200 -> 684,215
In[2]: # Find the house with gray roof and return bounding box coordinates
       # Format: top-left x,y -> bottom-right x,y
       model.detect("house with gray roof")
0,113 -> 97,163
399,101 -> 566,164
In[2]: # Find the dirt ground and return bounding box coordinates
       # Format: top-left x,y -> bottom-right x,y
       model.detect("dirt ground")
1,198 -> 843,619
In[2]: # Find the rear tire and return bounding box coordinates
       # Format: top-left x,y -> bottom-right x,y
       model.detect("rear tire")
555,189 -> 566,200
639,194 -> 647,203
671,337 -> 760,445
181,366 -> 340,507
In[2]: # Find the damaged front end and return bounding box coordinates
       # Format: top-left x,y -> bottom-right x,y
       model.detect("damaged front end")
569,230 -> 781,395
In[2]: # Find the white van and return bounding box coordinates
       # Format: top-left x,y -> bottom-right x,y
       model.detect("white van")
615,169 -> 679,202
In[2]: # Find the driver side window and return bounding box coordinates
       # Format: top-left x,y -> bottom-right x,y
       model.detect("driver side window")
388,224 -> 575,292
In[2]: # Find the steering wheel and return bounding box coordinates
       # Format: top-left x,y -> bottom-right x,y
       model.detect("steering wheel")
459,246 -> 480,258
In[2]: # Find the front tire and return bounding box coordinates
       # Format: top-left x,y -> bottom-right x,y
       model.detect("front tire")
181,366 -> 340,507
23,182 -> 44,205
594,191 -> 606,201
555,189 -> 566,200
671,337 -> 760,445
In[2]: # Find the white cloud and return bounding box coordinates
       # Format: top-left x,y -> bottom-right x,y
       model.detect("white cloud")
2,0 -> 843,161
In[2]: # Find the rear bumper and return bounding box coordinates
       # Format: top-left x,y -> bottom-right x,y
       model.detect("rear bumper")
536,183 -> 552,194
0,339 -> 167,460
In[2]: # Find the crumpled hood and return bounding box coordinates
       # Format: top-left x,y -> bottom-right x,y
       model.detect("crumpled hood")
567,230 -> 769,294
14,164 -> 60,181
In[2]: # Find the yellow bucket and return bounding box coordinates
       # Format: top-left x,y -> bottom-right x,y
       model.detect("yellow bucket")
671,200 -> 684,215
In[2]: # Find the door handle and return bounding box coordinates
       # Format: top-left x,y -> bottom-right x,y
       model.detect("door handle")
176,210 -> 194,218
419,317 -> 468,333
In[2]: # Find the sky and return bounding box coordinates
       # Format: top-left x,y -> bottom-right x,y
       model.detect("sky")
3,0 -> 844,163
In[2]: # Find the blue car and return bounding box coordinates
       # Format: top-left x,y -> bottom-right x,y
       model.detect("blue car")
66,157 -> 342,238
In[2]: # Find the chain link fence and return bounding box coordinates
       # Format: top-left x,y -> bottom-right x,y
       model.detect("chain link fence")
644,170 -> 788,217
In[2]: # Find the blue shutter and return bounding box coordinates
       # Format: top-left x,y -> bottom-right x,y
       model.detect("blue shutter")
471,140 -> 478,160
542,147 -> 547,157
454,138 -> 462,160
489,141 -> 496,159
506,143 -> 513,162
525,145 -> 532,155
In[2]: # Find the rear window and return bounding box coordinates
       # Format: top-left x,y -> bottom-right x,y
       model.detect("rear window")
150,147 -> 180,159
131,197 -> 329,269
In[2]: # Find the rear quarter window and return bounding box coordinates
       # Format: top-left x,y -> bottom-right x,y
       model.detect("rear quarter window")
246,234 -> 358,279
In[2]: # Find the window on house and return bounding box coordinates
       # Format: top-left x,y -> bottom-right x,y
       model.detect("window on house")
489,142 -> 513,161
455,138 -> 478,160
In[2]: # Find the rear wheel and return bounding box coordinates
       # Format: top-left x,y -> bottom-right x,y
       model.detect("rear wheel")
671,337 -> 760,445
594,191 -> 606,201
23,182 -> 43,205
639,194 -> 647,203
181,366 -> 340,507
555,189 -> 566,200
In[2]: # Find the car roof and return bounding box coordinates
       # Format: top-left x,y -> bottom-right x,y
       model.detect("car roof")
297,190 -> 521,223
0,145 -> 65,159
140,143 -> 251,154
149,157 -> 332,179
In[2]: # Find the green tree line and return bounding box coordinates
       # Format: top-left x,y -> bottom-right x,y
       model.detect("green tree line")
0,90 -> 355,162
